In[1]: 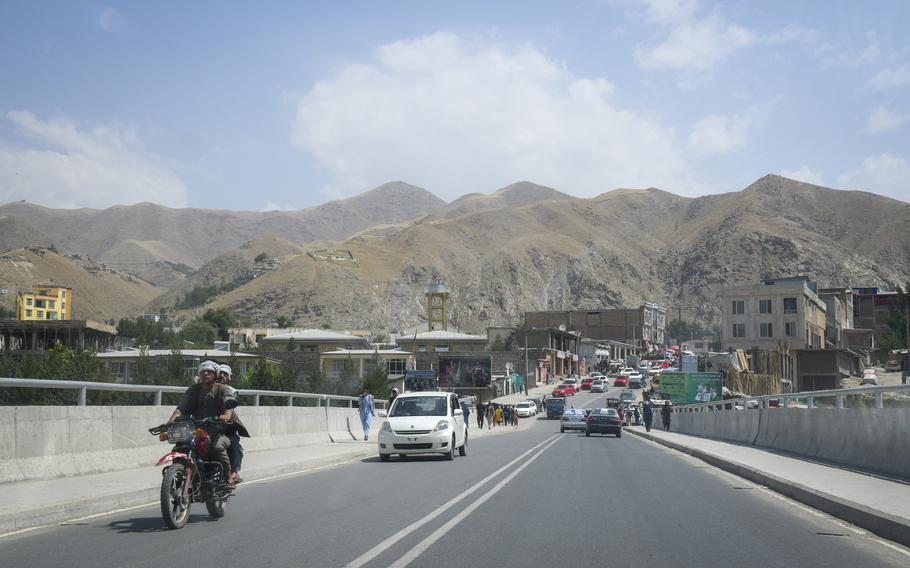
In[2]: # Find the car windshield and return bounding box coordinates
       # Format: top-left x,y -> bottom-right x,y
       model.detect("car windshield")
390,397 -> 448,417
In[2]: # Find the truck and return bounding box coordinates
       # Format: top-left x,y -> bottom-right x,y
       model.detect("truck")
625,354 -> 640,368
546,397 -> 567,418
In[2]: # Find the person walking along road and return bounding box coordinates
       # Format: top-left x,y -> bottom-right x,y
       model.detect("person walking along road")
661,400 -> 672,432
359,388 -> 376,441
642,402 -> 653,432
461,399 -> 470,429
477,402 -> 485,429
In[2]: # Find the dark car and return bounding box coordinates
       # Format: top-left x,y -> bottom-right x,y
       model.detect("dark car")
606,397 -> 621,408
585,408 -> 623,437
547,397 -> 567,418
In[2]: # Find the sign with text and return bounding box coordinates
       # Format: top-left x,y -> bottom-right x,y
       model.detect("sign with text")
438,356 -> 492,388
660,372 -> 723,404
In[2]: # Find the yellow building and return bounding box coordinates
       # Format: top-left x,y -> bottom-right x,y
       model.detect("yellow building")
16,285 -> 72,321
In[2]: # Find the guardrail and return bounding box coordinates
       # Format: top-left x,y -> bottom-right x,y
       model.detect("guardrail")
0,377 -> 387,409
672,384 -> 910,413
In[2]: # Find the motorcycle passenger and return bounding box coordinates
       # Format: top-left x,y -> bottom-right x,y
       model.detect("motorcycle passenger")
166,360 -> 236,488
217,364 -> 249,485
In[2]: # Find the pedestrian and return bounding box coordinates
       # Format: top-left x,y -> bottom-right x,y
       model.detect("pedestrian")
486,403 -> 493,429
461,399 -> 470,429
633,405 -> 642,426
495,405 -> 503,426
388,388 -> 399,411
661,400 -> 672,432
643,402 -> 653,432
359,388 -> 375,441
477,402 -> 485,429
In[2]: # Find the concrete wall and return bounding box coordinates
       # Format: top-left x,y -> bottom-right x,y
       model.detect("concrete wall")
0,405 -> 365,484
654,407 -> 910,480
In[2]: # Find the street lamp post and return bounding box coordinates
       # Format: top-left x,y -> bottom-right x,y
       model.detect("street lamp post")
524,335 -> 529,396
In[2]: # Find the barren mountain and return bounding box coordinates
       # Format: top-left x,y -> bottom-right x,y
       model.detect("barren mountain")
0,181 -> 445,287
184,175 -> 910,332
0,247 -> 161,322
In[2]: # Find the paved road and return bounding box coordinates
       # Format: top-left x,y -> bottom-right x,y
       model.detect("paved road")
1,389 -> 907,567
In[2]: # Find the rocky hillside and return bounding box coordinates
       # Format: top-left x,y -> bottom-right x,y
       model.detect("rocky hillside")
0,247 -> 162,322
0,181 -> 445,287
184,175 -> 910,332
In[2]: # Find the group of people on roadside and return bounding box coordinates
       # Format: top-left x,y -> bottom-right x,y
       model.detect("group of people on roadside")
472,401 -> 521,429
618,399 -> 671,433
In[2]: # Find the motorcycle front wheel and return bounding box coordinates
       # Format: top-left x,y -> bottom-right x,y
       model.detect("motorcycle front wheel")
205,497 -> 225,519
161,463 -> 190,529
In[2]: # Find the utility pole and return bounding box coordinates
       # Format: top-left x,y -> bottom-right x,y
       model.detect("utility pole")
524,335 -> 529,396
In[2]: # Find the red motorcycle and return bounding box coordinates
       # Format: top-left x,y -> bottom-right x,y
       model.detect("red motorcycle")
148,414 -> 236,529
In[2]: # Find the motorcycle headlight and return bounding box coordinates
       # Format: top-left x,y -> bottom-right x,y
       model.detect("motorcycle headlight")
434,420 -> 449,432
381,421 -> 391,432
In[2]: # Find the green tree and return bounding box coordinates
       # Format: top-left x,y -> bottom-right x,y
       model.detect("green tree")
304,368 -> 330,393
287,337 -> 297,351
275,315 -> 294,328
886,283 -> 910,349
361,354 -> 390,399
202,308 -> 238,340
180,318 -> 218,346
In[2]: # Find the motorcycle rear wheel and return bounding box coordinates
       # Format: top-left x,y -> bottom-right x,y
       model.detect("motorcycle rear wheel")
161,464 -> 190,529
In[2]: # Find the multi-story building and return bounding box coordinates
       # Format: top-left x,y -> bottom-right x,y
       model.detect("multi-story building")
719,276 -> 827,351
852,287 -> 899,344
523,303 -> 667,348
15,285 -> 72,321
817,287 -> 854,348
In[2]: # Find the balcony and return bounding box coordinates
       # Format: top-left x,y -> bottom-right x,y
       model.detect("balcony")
784,308 -> 798,315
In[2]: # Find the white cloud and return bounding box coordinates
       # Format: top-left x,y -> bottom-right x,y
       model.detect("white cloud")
0,111 -> 187,208
837,154 -> 910,202
867,106 -> 908,133
867,65 -> 910,90
686,102 -> 773,156
98,8 -> 124,33
823,31 -> 881,68
766,24 -> 822,46
261,201 -> 297,212
292,32 -> 693,201
633,0 -> 756,75
779,166 -> 824,186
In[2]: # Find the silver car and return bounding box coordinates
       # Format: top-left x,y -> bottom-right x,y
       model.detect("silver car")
560,408 -> 587,433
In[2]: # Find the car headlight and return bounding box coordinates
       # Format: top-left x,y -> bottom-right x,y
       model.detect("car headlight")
381,422 -> 391,432
434,420 -> 450,432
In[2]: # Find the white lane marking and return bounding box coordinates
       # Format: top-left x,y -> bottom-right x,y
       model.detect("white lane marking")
0,455 -> 365,540
343,434 -> 561,568
388,435 -> 562,567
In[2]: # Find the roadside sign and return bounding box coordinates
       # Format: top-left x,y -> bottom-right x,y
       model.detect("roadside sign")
660,372 -> 723,404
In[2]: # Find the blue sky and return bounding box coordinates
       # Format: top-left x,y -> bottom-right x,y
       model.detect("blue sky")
1,1 -> 908,210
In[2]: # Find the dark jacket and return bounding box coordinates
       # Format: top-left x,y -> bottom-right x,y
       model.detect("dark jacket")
177,383 -> 250,437
660,404 -> 672,422
643,404 -> 654,422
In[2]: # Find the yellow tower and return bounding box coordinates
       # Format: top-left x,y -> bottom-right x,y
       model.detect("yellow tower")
425,283 -> 449,331
16,284 -> 72,321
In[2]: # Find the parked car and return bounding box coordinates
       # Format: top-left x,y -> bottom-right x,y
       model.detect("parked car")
585,408 -> 622,437
378,391 -> 468,462
522,399 -> 538,414
580,378 -> 595,390
552,385 -> 570,397
884,360 -> 902,372
614,377 -> 629,388
560,408 -> 587,433
590,380 -> 606,393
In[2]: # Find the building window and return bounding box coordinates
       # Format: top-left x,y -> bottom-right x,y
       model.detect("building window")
26,298 -> 33,306
759,299 -> 772,314
36,311 -> 43,318
732,300 -> 745,315
111,362 -> 126,378
386,359 -> 408,375
733,323 -> 746,338
783,297 -> 797,315
25,309 -> 32,317
48,312 -> 58,320
417,344 -> 427,352
760,323 -> 773,337
434,344 -> 449,352
60,290 -> 66,298
785,322 -> 797,337
48,300 -> 55,310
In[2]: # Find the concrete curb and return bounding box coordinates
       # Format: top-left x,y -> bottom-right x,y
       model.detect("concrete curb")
627,428 -> 910,549
0,446 -> 376,535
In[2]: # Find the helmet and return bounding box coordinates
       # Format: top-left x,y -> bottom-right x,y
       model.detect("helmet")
218,364 -> 233,381
198,360 -> 219,376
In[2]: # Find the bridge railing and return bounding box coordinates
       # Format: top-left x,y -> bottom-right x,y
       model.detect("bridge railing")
0,377 -> 386,408
672,384 -> 910,413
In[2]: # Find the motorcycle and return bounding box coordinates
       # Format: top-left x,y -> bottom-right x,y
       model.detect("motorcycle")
148,406 -> 237,529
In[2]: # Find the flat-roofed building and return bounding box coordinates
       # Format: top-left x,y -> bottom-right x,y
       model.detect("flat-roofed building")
523,303 -> 667,348
16,284 -> 72,321
719,276 -> 827,351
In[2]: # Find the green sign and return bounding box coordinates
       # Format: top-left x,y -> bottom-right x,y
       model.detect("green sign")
660,372 -> 723,404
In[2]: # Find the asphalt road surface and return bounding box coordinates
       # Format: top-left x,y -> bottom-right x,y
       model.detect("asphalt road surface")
1,388 -> 908,568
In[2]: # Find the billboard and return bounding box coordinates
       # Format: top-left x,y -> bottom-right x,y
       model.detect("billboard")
404,370 -> 438,392
660,372 -> 722,404
438,356 -> 492,388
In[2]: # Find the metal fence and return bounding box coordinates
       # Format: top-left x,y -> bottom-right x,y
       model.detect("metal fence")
670,384 -> 910,413
0,377 -> 387,409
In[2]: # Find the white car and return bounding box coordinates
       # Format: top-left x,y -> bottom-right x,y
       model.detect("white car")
378,391 -> 468,462
515,401 -> 535,417
522,399 -> 538,414
590,380 -> 606,393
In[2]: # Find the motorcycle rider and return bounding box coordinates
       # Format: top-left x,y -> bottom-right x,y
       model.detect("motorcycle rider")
217,364 -> 249,485
166,360 -> 236,488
